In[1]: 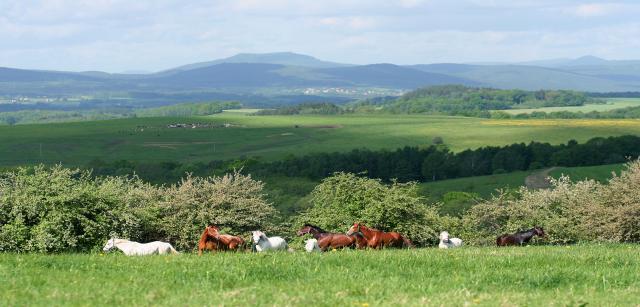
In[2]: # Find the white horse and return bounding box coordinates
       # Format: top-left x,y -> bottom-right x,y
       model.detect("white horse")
438,231 -> 463,249
304,238 -> 321,253
103,238 -> 178,256
251,231 -> 289,252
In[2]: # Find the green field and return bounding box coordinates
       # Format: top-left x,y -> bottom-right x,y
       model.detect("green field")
2,245 -> 638,306
2,112 -> 640,166
420,163 -> 624,199
503,98 -> 640,115
550,163 -> 626,182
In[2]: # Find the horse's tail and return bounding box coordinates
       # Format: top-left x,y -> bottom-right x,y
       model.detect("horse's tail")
169,245 -> 179,254
402,236 -> 414,249
496,236 -> 504,247
239,238 -> 250,252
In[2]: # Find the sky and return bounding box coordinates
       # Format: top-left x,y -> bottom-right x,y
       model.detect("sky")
1,0 -> 640,72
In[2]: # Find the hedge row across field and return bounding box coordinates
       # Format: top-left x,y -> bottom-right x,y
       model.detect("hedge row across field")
2,161 -> 640,252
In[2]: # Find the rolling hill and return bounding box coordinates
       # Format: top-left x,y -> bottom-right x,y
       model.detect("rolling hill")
3,52 -> 640,111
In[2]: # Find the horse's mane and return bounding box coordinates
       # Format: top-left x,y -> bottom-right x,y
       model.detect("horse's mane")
515,228 -> 537,235
303,223 -> 328,233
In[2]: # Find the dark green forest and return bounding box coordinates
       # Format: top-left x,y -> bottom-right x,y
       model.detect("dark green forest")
86,135 -> 640,184
350,85 -> 597,116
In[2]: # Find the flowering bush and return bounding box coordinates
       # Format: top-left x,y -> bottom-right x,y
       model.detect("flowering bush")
461,160 -> 640,245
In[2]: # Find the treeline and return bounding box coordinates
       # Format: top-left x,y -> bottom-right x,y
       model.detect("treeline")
0,101 -> 241,125
588,92 -> 640,98
85,135 -> 640,184
135,101 -> 241,117
492,106 -> 640,119
350,85 -> 597,116
253,102 -> 347,115
248,135 -> 639,182
0,109 -> 131,125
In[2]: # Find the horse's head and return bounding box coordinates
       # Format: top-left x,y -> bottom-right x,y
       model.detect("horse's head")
439,231 -> 450,243
251,231 -> 265,244
534,226 -> 545,237
346,223 -> 361,236
207,225 -> 220,237
297,225 -> 312,236
103,238 -> 116,252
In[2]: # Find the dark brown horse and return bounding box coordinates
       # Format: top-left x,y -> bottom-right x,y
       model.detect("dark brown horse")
297,224 -> 367,251
496,226 -> 545,246
346,223 -> 412,249
207,225 -> 246,251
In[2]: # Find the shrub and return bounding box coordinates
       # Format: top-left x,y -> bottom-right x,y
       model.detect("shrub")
461,160 -> 640,245
0,165 -> 155,252
295,172 -> 445,246
158,171 -> 277,250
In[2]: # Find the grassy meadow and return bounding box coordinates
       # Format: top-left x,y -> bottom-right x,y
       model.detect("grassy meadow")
550,163 -> 626,183
503,98 -> 640,114
2,245 -> 639,306
2,111 -> 640,166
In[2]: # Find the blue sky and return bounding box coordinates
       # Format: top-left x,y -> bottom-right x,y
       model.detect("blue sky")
1,0 -> 639,72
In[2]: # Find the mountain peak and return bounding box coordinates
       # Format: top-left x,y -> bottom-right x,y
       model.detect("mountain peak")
568,55 -> 608,66
164,52 -> 347,73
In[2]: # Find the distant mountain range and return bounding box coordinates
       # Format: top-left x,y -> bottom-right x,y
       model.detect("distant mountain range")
2,52 -> 640,108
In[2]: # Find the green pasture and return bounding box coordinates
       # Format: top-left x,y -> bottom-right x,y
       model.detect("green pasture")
2,245 -> 638,306
503,98 -> 640,115
2,111 -> 640,166
550,163 -> 626,183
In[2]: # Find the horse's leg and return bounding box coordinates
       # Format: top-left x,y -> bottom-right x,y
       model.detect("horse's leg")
229,242 -> 238,250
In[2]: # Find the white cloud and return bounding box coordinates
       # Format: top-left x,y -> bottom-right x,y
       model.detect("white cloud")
1,0 -> 640,71
572,3 -> 618,17
317,16 -> 377,30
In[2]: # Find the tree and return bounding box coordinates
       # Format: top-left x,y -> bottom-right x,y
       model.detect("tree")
421,150 -> 449,181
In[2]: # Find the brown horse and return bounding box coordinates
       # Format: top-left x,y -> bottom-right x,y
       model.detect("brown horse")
346,223 -> 412,249
297,224 -> 367,251
198,226 -> 219,255
496,226 -> 545,246
206,225 -> 246,251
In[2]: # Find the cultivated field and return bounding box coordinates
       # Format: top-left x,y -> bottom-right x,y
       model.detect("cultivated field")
2,112 -> 640,166
503,98 -> 640,115
2,245 -> 638,306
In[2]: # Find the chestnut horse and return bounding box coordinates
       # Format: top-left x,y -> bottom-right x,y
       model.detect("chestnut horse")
496,226 -> 545,246
197,225 -> 245,255
207,225 -> 246,251
346,223 -> 412,249
198,226 -> 219,255
297,224 -> 367,251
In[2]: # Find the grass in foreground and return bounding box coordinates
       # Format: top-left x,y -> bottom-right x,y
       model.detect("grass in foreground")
1,245 -> 639,306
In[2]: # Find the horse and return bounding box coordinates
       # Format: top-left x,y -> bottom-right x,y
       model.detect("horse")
198,226 -> 220,255
496,226 -> 545,246
205,225 -> 246,251
251,230 -> 289,252
297,224 -> 367,251
304,239 -> 321,253
103,238 -> 178,256
346,223 -> 412,249
438,231 -> 463,249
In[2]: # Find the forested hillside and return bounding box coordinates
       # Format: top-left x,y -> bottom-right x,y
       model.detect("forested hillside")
0,101 -> 241,125
352,85 -> 598,116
